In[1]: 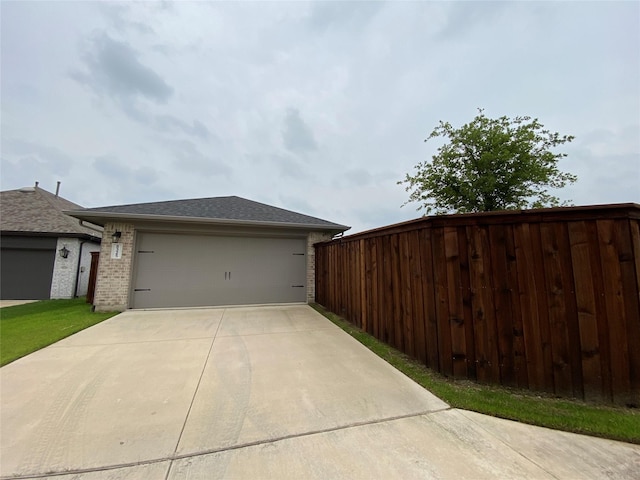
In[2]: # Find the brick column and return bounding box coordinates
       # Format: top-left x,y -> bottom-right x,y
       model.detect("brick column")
93,223 -> 135,312
306,231 -> 333,303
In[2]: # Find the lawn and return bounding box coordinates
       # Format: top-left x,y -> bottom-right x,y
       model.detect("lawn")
1,298 -> 118,366
311,303 -> 640,444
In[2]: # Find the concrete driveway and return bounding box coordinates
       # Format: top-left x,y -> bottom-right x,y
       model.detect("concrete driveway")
1,305 -> 638,479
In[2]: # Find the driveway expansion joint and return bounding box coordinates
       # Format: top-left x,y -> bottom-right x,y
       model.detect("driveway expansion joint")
49,336 -> 218,348
166,309 -> 226,480
455,409 -> 562,479
0,408 -> 453,480
217,326 -> 337,338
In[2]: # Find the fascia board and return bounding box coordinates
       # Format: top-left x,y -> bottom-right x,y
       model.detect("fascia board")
64,210 -> 350,233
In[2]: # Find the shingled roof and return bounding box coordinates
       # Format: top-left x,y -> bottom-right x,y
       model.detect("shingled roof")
66,196 -> 349,233
1,186 -> 102,239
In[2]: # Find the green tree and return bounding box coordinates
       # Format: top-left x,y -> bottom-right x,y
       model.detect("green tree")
400,109 -> 577,214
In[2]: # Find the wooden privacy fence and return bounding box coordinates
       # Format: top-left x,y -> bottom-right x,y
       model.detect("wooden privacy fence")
315,204 -> 640,405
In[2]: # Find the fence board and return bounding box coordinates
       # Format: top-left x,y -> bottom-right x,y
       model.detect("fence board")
598,220 -> 630,404
468,225 -> 499,383
399,234 -> 415,357
421,228 -> 440,370
558,222 -> 584,399
445,227 -> 468,378
530,223 -> 555,392
359,239 -> 367,333
627,220 -> 640,406
569,221 -> 605,401
409,231 -> 426,363
488,225 -> 515,386
351,240 -> 360,324
432,227 -> 453,376
374,236 -> 384,340
514,223 -> 546,390
613,220 -> 640,405
390,234 -> 402,351
540,222 -> 573,396
458,227 -> 476,380
505,225 -> 529,388
382,235 -> 394,345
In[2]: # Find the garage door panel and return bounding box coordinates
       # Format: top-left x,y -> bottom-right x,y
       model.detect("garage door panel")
0,248 -> 56,299
133,285 -> 227,309
132,233 -> 306,309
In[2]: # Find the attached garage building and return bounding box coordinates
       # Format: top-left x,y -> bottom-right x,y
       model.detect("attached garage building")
67,196 -> 348,311
1,185 -> 102,300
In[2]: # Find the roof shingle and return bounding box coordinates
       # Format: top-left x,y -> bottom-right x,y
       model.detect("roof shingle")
67,196 -> 349,232
1,186 -> 102,238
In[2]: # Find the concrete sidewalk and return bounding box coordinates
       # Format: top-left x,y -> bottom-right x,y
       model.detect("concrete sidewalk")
0,300 -> 39,308
1,305 -> 638,479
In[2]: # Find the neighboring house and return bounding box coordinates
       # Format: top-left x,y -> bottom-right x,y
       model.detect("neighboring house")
66,196 -> 349,311
0,184 -> 103,300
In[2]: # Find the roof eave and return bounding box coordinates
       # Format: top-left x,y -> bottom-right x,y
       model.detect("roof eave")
65,210 -> 350,234
0,230 -> 102,241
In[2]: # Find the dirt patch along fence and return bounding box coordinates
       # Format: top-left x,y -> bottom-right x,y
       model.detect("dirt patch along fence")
315,204 -> 640,405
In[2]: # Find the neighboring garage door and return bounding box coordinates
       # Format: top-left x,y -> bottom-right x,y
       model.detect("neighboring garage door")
0,236 -> 56,300
131,233 -> 307,309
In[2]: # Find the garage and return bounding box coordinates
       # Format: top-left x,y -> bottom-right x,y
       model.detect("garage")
132,232 -> 307,309
0,236 -> 56,300
66,195 -> 349,311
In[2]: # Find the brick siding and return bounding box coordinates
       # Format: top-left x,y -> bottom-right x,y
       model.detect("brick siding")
93,223 -> 135,312
306,231 -> 333,303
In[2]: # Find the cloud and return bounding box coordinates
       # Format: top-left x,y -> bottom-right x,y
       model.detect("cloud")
72,33 -> 212,141
272,154 -> 312,181
164,139 -> 232,177
563,152 -> 639,205
436,2 -> 508,40
72,33 -> 173,104
98,3 -> 155,35
578,126 -> 640,157
90,155 -> 174,205
344,168 -> 373,187
276,194 -> 316,218
282,108 -> 317,153
354,203 -> 415,231
0,139 -> 84,201
563,128 -> 640,206
1,139 -> 74,176
154,115 -> 211,140
93,154 -> 158,184
308,1 -> 385,32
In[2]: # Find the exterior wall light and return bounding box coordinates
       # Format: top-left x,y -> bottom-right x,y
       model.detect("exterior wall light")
59,245 -> 70,258
112,231 -> 122,243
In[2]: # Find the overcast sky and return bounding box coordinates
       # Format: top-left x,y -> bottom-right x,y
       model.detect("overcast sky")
2,1 -> 638,234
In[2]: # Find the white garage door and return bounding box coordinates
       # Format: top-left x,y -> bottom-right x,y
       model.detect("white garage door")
131,233 -> 307,309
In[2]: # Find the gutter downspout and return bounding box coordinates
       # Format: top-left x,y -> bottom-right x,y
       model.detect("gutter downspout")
78,219 -> 104,235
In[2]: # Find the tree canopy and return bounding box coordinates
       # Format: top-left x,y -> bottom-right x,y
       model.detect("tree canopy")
399,110 -> 577,214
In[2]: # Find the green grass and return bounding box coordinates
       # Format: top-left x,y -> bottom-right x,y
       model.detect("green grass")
1,298 -> 118,367
311,303 -> 640,444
